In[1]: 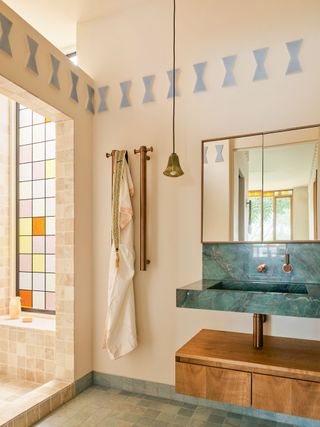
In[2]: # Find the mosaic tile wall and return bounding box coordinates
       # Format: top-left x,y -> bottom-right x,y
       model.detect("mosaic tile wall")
17,104 -> 56,312
0,325 -> 55,382
54,119 -> 74,381
0,95 -> 10,315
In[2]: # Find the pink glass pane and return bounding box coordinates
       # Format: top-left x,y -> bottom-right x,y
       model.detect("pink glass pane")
46,236 -> 55,254
33,236 -> 45,253
19,254 -> 32,271
46,292 -> 55,311
19,200 -> 32,217
33,161 -> 45,180
19,145 -> 32,163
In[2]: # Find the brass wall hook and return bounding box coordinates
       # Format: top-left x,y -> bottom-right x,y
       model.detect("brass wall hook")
134,146 -> 153,160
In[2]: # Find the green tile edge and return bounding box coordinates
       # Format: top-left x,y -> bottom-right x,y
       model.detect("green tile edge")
93,371 -> 320,427
75,371 -> 94,395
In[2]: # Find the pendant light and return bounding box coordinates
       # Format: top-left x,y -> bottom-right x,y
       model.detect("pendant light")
163,0 -> 184,178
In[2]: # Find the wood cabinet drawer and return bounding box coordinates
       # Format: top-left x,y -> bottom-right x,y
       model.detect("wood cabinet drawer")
206,366 -> 251,406
176,362 -> 251,406
176,362 -> 206,398
252,373 -> 320,420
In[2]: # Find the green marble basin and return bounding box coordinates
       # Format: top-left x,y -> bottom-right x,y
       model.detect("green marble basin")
207,281 -> 308,294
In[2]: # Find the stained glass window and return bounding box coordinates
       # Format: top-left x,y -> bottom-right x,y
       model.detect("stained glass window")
17,104 -> 56,313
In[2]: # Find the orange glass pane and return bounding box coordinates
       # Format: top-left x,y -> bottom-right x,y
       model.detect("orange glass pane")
32,217 -> 45,236
20,290 -> 32,308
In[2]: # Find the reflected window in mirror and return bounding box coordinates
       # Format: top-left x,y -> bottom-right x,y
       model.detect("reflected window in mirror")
202,125 -> 320,243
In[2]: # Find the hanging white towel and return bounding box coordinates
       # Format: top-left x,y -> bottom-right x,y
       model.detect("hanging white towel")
103,151 -> 137,359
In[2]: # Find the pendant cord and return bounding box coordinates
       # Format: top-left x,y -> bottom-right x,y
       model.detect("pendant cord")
172,0 -> 176,154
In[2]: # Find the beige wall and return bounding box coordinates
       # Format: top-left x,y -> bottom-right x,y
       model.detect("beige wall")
0,0 -> 93,379
78,0 -> 320,386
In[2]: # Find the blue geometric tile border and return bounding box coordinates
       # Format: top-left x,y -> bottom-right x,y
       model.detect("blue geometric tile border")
253,47 -> 268,81
86,85 -> 95,113
215,144 -> 224,162
142,75 -> 155,103
167,69 -> 180,98
222,55 -> 237,87
70,71 -> 79,103
120,80 -> 132,108
193,62 -> 207,92
98,86 -> 109,112
50,55 -> 60,89
0,13 -> 12,56
26,35 -> 39,74
286,39 -> 303,74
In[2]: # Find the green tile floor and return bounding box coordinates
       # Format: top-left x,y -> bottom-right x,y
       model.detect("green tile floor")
35,386 -> 299,427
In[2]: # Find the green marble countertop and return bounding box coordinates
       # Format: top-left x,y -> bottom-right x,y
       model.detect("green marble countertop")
176,279 -> 320,318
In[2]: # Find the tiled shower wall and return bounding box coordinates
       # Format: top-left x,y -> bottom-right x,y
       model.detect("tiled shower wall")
0,326 -> 55,382
0,95 -> 10,315
203,243 -> 320,283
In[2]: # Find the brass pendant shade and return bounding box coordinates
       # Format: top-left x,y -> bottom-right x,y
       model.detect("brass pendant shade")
163,153 -> 184,177
163,0 -> 184,178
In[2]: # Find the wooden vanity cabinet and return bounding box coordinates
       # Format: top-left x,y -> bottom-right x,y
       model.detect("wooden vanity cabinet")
176,330 -> 320,420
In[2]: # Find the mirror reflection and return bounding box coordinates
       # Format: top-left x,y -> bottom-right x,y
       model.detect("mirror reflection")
202,126 -> 320,242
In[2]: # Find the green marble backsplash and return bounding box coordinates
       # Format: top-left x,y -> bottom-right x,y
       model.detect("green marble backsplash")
203,243 -> 320,283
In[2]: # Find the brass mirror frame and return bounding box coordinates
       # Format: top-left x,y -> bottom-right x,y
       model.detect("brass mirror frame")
201,123 -> 320,244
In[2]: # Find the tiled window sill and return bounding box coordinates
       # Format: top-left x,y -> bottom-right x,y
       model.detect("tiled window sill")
0,315 -> 55,331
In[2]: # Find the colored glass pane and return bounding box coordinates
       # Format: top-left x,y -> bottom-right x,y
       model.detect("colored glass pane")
19,218 -> 32,235
19,255 -> 32,272
20,290 -> 32,308
46,292 -> 55,311
33,291 -> 45,310
19,236 -> 32,253
19,200 -> 32,217
46,160 -> 55,179
19,272 -> 32,289
17,104 -> 56,312
33,254 -> 45,272
32,217 -> 45,236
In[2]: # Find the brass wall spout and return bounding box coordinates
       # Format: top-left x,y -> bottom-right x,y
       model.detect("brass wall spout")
282,253 -> 293,273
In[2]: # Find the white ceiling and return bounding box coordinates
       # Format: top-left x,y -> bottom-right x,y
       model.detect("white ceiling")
249,142 -> 317,191
3,0 -> 145,50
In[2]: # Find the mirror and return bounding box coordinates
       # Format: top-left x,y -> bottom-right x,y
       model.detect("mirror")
202,125 -> 320,242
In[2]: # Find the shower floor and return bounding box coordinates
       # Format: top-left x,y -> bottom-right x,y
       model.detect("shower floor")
0,374 -> 43,408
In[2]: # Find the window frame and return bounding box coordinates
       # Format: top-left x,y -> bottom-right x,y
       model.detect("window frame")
16,103 -> 56,315
248,189 -> 293,242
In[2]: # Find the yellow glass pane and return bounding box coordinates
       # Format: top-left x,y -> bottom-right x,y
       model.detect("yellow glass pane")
19,218 -> 32,235
20,236 -> 32,253
45,117 -> 51,123
33,254 -> 45,272
263,191 -> 274,197
46,160 -> 55,179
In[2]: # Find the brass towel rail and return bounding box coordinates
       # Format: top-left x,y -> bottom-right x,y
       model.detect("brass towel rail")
134,146 -> 153,271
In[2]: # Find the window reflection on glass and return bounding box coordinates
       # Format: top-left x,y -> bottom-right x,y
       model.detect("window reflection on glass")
248,190 -> 292,242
